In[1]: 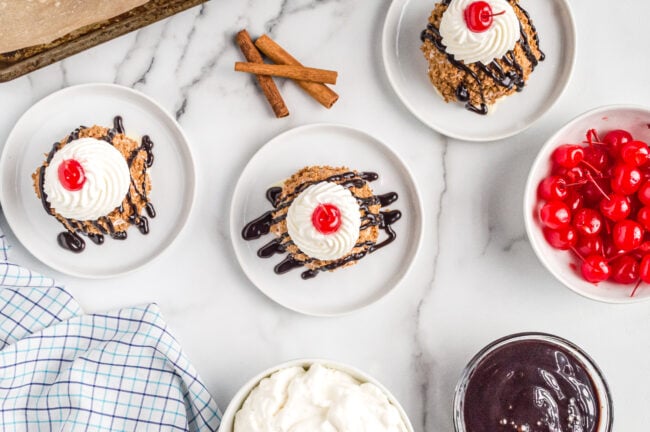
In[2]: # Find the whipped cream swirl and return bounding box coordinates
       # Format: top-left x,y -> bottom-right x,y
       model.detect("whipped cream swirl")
439,0 -> 520,65
286,182 -> 360,261
43,137 -> 131,221
234,364 -> 409,432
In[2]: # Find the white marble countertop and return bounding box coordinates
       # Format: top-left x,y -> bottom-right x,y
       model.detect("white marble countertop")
1,0 -> 649,430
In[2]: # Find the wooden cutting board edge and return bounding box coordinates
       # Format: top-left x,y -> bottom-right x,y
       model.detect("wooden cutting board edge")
0,0 -> 209,83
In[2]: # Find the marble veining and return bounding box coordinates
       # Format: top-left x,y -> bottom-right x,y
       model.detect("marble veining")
0,1 -> 649,431
413,139 -> 447,431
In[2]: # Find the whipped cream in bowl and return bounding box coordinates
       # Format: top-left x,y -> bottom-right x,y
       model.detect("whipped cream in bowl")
219,359 -> 414,432
43,137 -> 130,221
439,0 -> 521,65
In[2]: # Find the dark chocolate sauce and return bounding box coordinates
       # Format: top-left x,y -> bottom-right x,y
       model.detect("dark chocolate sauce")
136,216 -> 149,235
145,202 -> 156,218
88,233 -> 105,245
273,255 -> 303,273
112,232 -> 128,240
37,116 -> 155,252
57,231 -> 85,253
90,221 -> 107,235
420,23 -> 488,115
420,1 -> 544,115
257,238 -> 285,258
242,171 -> 401,279
514,3 -> 545,61
242,211 -> 274,240
379,192 -> 397,205
38,142 -> 59,214
113,116 -> 125,134
266,186 -> 283,206
463,340 -> 601,432
455,84 -> 470,102
141,135 -> 155,168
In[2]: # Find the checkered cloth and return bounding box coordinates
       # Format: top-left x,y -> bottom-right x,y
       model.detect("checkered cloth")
0,229 -> 221,431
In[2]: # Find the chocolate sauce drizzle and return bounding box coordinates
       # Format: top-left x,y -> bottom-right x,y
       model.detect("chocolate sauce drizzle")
242,172 -> 401,279
37,116 -> 156,253
420,0 -> 545,115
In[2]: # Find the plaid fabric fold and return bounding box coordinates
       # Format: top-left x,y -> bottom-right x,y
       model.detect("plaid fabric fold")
0,227 -> 221,431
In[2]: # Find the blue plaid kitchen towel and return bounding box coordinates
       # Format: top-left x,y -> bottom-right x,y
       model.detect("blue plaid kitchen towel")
0,229 -> 221,431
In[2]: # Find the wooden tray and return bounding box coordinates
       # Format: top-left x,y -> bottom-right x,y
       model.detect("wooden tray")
0,0 -> 208,83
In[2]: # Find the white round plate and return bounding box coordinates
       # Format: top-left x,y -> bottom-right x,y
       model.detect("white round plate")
382,0 -> 576,141
0,83 -> 195,278
218,358 -> 415,432
230,124 -> 423,316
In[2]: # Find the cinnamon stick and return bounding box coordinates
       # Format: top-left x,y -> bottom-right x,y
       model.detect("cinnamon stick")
234,62 -> 338,85
254,34 -> 339,109
235,30 -> 289,118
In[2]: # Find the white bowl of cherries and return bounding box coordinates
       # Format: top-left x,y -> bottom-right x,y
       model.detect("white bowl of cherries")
525,105 -> 650,303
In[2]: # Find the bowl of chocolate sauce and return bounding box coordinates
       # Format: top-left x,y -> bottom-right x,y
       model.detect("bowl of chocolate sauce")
453,333 -> 612,432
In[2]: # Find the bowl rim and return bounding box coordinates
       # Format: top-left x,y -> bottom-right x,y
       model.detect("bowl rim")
524,103 -> 650,304
218,358 -> 415,432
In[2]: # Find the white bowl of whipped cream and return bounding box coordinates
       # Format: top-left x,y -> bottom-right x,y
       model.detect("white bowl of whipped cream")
218,359 -> 414,432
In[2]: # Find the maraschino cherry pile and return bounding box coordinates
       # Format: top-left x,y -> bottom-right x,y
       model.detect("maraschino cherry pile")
537,128 -> 650,296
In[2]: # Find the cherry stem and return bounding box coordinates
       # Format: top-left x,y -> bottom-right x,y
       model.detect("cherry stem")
585,129 -> 601,146
570,246 -> 585,262
586,171 -> 610,201
565,180 -> 589,188
606,250 -> 629,263
631,280 -> 642,297
579,160 -> 602,176
490,10 -> 506,17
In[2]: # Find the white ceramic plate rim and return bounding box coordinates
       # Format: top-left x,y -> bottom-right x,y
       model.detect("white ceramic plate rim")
229,123 -> 424,317
381,0 -> 578,142
0,83 -> 197,279
524,104 -> 650,304
218,358 -> 416,432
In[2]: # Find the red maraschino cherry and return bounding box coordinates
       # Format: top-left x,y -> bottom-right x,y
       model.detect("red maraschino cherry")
539,201 -> 570,230
58,159 -> 86,191
620,141 -> 650,167
603,129 -> 633,157
311,203 -> 342,235
464,1 -> 505,33
552,144 -> 584,169
583,146 -> 609,172
581,255 -> 611,283
599,194 -> 631,221
611,255 -> 639,284
637,206 -> 650,231
538,175 -> 568,201
610,163 -> 642,195
575,235 -> 603,257
631,255 -> 650,297
612,220 -> 644,252
572,208 -> 603,237
564,189 -> 583,212
543,226 -> 577,250
638,180 -> 650,206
